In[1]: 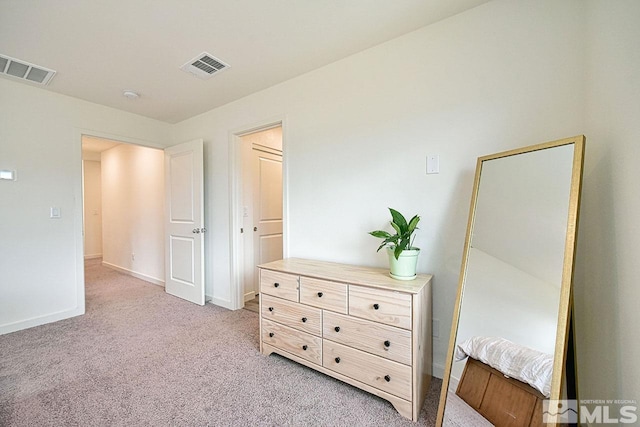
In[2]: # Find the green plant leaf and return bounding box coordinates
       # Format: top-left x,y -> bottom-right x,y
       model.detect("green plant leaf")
390,221 -> 402,235
376,236 -> 397,252
376,241 -> 389,252
370,208 -> 420,258
369,230 -> 391,239
407,215 -> 420,233
389,208 -> 408,233
394,239 -> 408,259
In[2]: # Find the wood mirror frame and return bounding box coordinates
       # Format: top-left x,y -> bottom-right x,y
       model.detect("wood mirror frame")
436,135 -> 585,426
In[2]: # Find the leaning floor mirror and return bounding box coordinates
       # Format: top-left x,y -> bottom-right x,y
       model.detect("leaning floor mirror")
437,136 -> 585,426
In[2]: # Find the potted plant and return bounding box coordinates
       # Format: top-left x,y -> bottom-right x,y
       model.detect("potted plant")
369,208 -> 421,280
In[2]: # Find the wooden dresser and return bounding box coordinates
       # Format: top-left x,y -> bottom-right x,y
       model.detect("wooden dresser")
258,258 -> 433,421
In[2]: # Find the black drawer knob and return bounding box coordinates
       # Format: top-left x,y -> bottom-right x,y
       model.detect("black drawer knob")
384,340 -> 391,348
302,345 -> 308,351
269,332 -> 274,337
317,292 -> 323,298
384,375 -> 391,382
335,357 -> 341,363
302,317 -> 307,323
274,282 -> 280,288
334,326 -> 340,332
268,307 -> 274,312
373,303 -> 380,310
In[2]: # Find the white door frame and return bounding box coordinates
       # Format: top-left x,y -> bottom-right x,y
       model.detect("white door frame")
229,118 -> 289,310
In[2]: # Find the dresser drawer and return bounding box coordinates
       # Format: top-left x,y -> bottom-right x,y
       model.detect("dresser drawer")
260,269 -> 299,302
261,294 -> 322,336
262,319 -> 322,365
323,340 -> 412,401
323,311 -> 412,365
349,286 -> 412,330
299,277 -> 347,314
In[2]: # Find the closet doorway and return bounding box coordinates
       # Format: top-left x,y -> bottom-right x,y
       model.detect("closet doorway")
233,124 -> 284,309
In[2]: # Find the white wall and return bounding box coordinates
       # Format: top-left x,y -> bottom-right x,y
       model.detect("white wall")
171,0 -> 585,377
101,144 -> 165,284
82,160 -> 103,258
0,78 -> 170,334
576,0 -> 640,402
472,144 -> 575,285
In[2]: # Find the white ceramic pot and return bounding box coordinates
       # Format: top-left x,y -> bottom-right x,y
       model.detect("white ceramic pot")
386,246 -> 420,280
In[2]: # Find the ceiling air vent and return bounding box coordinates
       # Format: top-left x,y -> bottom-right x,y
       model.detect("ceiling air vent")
180,52 -> 230,80
0,54 -> 56,85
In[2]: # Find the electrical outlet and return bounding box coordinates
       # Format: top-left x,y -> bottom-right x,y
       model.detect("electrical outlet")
131,253 -> 135,261
432,319 -> 440,338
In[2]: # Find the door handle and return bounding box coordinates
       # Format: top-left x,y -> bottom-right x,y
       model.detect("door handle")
192,228 -> 200,233
253,227 -> 258,232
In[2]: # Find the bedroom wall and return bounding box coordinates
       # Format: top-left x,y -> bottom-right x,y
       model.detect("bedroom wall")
0,78 -> 170,334
576,0 -> 640,404
171,0 -> 586,378
82,159 -> 103,258
101,144 -> 165,285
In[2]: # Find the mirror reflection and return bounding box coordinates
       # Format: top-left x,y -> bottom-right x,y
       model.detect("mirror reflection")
438,138 -> 584,426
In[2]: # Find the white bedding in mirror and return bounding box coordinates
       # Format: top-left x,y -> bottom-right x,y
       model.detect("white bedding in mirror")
455,336 -> 553,397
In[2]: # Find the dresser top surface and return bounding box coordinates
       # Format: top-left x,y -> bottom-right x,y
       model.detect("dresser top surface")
259,258 -> 432,294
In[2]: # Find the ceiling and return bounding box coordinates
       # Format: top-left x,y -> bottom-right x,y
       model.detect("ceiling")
82,136 -> 122,153
1,0 -> 489,124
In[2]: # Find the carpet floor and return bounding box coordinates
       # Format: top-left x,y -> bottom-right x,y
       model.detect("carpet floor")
0,259 -> 442,426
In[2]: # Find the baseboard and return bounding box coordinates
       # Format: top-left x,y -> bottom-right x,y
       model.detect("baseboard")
448,374 -> 461,392
210,296 -> 233,310
84,254 -> 102,260
0,306 -> 85,335
101,261 -> 164,287
432,362 -> 445,380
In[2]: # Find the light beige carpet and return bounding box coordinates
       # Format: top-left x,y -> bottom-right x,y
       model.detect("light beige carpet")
0,259 -> 442,426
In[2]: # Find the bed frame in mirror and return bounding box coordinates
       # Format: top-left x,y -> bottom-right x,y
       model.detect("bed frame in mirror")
436,135 -> 585,426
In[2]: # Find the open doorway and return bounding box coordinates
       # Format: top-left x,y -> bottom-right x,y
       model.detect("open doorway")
81,136 -> 165,287
231,123 -> 285,311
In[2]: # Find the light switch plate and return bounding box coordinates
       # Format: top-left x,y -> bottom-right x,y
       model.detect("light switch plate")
50,207 -> 61,219
0,170 -> 16,180
427,155 -> 440,174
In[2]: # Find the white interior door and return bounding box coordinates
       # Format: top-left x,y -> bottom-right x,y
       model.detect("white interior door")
164,139 -> 205,305
251,148 -> 283,295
